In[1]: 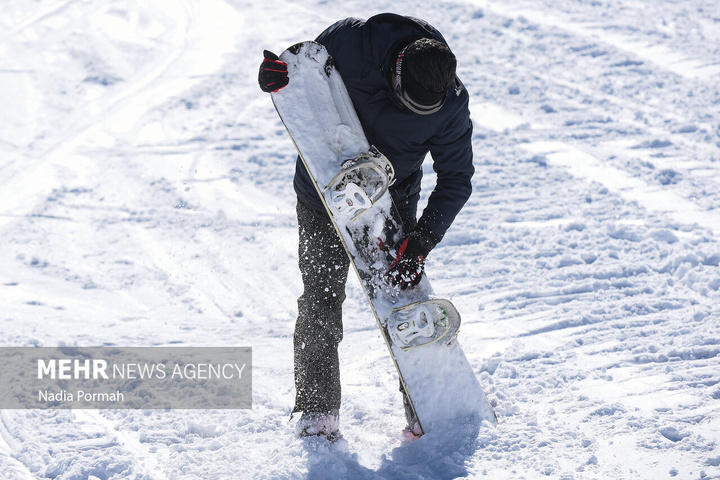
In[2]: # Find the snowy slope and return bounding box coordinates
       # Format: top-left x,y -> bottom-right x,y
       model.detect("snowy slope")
1,0 -> 719,479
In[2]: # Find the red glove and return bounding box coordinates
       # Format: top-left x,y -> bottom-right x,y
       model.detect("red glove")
387,226 -> 439,290
258,50 -> 288,93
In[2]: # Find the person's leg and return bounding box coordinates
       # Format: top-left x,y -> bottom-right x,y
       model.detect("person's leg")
293,199 -> 350,418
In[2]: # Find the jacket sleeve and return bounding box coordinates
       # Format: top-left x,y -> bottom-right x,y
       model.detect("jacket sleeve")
418,93 -> 475,242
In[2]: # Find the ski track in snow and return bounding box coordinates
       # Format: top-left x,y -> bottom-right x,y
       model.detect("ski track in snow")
1,0 -> 719,478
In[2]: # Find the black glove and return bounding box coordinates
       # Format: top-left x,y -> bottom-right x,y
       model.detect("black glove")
258,50 -> 289,93
387,225 -> 440,290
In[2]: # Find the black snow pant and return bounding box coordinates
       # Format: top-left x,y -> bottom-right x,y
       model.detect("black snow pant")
292,198 -> 416,425
292,199 -> 350,415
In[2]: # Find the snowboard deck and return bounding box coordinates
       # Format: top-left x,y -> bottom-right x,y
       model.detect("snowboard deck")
271,41 -> 496,434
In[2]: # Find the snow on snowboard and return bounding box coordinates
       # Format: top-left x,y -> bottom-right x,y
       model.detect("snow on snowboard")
270,41 -> 496,436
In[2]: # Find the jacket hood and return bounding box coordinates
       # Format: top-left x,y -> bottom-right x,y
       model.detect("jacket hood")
360,13 -> 452,78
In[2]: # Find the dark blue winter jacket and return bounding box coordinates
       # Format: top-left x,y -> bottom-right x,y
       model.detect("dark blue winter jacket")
293,13 -> 474,242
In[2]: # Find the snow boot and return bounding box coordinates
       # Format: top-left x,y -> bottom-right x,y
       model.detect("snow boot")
295,410 -> 340,442
401,420 -> 423,442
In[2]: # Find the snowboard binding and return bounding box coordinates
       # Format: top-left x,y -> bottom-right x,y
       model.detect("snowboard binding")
324,146 -> 395,220
388,299 -> 461,350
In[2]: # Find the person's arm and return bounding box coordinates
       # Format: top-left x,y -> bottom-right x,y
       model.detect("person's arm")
388,89 -> 474,290
419,96 -> 474,241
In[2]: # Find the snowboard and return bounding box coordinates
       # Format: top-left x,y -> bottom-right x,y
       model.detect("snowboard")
270,41 -> 497,434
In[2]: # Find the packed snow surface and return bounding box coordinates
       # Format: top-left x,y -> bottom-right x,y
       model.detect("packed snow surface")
1,0 -> 719,479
